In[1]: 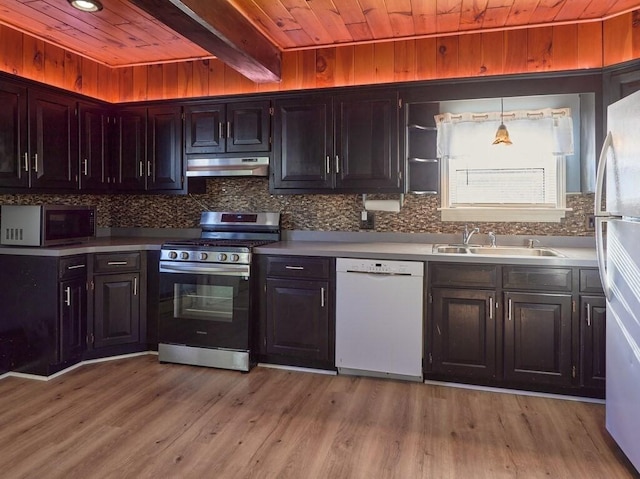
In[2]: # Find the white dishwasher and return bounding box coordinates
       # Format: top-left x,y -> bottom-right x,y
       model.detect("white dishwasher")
335,258 -> 424,382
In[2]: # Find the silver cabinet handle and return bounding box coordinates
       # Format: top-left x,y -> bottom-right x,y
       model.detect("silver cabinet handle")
83,158 -> 88,176
65,286 -> 71,306
107,261 -> 128,266
489,296 -> 494,319
147,160 -> 152,177
33,153 -> 38,173
326,156 -> 330,174
218,122 -> 223,139
67,264 -> 86,270
227,121 -> 231,138
133,277 -> 138,296
23,152 -> 28,172
335,155 -> 340,174
508,298 -> 513,321
139,160 -> 143,177
586,303 -> 591,327
320,287 -> 325,308
285,265 -> 304,270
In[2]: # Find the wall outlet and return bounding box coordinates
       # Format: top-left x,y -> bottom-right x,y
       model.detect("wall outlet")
586,214 -> 596,231
360,211 -> 375,230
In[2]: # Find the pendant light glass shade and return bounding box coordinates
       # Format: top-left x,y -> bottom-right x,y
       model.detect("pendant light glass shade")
493,98 -> 512,145
68,0 -> 103,12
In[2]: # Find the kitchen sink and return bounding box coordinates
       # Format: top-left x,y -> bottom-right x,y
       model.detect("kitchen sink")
432,244 -> 565,257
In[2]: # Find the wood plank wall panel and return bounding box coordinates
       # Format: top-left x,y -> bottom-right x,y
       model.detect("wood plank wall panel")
2,15 -> 640,103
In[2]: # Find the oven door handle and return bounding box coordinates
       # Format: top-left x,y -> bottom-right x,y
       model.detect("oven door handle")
160,262 -> 250,277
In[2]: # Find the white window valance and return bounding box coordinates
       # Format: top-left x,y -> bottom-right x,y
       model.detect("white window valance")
435,107 -> 574,158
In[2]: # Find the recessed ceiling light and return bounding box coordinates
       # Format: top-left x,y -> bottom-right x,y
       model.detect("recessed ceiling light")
68,0 -> 103,12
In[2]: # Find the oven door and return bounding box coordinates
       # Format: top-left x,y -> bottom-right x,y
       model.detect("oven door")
158,262 -> 251,351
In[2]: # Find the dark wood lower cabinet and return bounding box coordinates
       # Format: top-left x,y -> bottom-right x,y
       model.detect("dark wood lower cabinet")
431,288 -> 496,380
266,278 -> 330,361
93,272 -> 141,349
503,291 -> 573,387
257,255 -> 335,369
59,275 -> 87,365
580,295 -> 606,390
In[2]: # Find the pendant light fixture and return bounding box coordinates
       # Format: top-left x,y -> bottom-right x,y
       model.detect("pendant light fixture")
68,0 -> 103,12
493,98 -> 512,145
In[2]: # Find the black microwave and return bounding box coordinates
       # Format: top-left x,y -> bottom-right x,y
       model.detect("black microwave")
0,204 -> 96,247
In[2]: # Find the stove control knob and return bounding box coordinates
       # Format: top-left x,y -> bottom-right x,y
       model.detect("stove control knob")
168,251 -> 178,260
218,253 -> 228,262
199,252 -> 208,261
231,254 -> 240,262
180,252 -> 189,260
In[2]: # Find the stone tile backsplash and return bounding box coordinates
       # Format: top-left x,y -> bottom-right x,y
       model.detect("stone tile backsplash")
0,178 -> 595,236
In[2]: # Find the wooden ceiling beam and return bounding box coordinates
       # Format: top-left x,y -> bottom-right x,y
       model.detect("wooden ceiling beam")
129,0 -> 281,83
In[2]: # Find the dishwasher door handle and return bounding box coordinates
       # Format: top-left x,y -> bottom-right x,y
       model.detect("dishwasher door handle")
344,270 -> 413,276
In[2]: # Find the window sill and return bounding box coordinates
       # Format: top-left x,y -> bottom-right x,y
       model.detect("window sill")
439,207 -> 571,223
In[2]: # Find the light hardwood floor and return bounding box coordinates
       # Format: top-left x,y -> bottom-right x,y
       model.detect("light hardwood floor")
0,355 -> 636,479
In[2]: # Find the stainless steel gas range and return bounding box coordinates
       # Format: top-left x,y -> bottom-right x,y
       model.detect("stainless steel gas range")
158,212 -> 280,371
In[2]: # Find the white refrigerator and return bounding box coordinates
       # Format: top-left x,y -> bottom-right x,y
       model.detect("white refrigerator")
595,89 -> 640,473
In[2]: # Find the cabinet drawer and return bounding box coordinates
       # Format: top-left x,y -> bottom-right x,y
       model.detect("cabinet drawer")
430,263 -> 497,288
59,255 -> 88,280
266,256 -> 330,280
94,252 -> 141,273
580,269 -> 604,294
503,266 -> 572,292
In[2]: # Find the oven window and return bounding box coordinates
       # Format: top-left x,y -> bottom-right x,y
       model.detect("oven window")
174,283 -> 235,322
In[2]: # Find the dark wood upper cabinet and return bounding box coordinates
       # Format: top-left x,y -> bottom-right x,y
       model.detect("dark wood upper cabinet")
78,103 -> 109,191
184,100 -> 271,155
271,89 -> 402,194
110,107 -> 147,191
29,89 -> 78,190
272,96 -> 333,190
147,105 -> 183,191
0,80 -> 29,188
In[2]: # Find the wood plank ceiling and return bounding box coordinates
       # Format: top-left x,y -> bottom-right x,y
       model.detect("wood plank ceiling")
1,0 -> 639,77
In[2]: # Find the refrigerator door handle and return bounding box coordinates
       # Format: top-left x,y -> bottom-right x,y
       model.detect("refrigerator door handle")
595,216 -> 611,300
595,131 -> 613,217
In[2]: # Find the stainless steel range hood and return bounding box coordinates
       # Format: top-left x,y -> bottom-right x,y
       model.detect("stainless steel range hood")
186,157 -> 269,177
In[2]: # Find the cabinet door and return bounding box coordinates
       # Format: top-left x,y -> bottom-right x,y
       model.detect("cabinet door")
272,96 -> 333,190
147,105 -> 183,191
227,100 -> 271,152
94,273 -> 140,348
265,278 -> 330,361
580,295 -> 606,390
335,90 -> 401,192
59,276 -> 87,364
78,103 -> 109,190
111,108 -> 146,190
29,90 -> 78,190
504,292 -> 573,386
184,103 -> 225,154
0,81 -> 29,188
431,288 -> 496,379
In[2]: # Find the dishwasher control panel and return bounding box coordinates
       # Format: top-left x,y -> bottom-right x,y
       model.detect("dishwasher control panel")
336,258 -> 424,276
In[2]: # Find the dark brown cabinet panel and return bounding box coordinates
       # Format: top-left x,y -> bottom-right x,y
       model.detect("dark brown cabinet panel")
93,272 -> 140,348
266,278 -> 330,361
258,255 -> 334,368
59,276 -> 87,364
334,90 -> 400,191
29,89 -> 78,190
431,288 -> 496,379
503,291 -> 573,387
580,295 -> 606,390
272,90 -> 402,193
147,105 -> 183,191
0,81 -> 28,188
272,96 -> 333,190
185,100 -> 270,155
78,103 -> 109,190
111,107 -> 146,190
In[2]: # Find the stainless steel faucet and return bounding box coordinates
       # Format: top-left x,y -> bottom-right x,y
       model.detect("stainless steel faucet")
462,225 -> 480,245
488,231 -> 497,248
